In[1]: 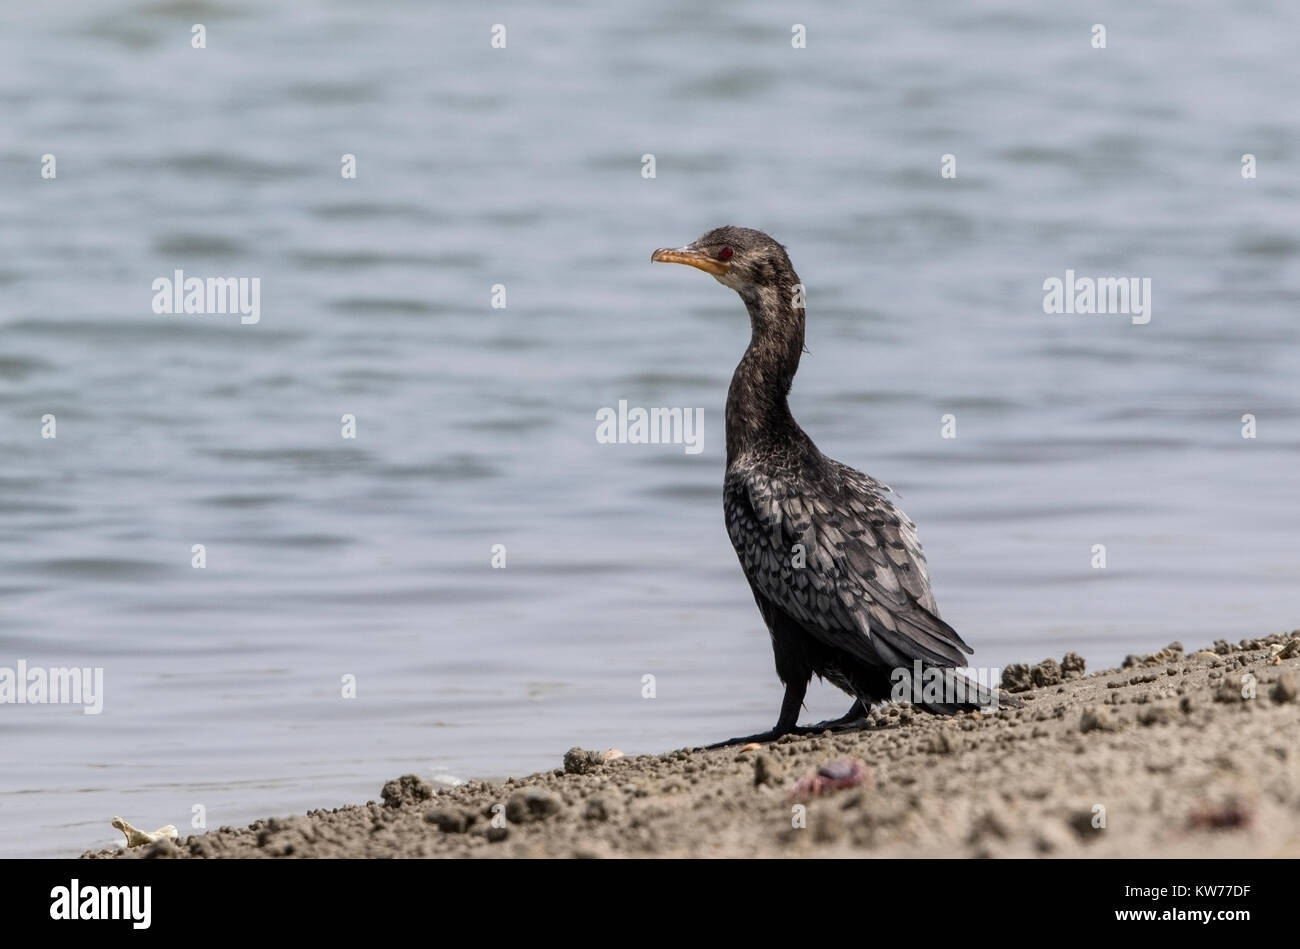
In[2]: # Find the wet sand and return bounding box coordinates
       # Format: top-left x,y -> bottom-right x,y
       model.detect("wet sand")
85,632 -> 1300,858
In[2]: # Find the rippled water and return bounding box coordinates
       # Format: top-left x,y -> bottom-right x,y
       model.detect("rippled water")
2,1 -> 1298,857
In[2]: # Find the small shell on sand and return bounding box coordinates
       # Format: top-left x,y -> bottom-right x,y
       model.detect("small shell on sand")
739,742 -> 763,753
111,817 -> 178,849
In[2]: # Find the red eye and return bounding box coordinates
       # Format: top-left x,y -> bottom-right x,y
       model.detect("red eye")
718,246 -> 734,261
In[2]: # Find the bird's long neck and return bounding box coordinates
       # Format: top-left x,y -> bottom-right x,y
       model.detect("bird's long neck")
725,276 -> 805,466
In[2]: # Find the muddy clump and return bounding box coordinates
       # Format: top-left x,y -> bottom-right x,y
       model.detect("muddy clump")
381,774 -> 433,808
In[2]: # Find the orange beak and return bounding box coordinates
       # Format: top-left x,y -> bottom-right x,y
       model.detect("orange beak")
651,246 -> 730,276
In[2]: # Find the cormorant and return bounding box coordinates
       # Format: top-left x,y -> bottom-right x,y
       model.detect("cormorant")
652,226 -> 1012,745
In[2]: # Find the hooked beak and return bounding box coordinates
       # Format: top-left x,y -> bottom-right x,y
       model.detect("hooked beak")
651,245 -> 730,276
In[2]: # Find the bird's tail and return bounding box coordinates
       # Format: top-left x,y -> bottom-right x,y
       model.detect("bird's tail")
890,664 -> 1022,715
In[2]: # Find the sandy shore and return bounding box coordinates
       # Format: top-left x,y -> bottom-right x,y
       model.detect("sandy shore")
85,632 -> 1300,858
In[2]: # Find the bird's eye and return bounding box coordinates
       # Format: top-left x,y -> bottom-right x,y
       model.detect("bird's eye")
718,246 -> 734,261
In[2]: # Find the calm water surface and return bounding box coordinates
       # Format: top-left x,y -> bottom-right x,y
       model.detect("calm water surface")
2,1 -> 1298,856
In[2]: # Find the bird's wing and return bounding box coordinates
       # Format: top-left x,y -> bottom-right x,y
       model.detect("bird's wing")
724,460 -> 972,669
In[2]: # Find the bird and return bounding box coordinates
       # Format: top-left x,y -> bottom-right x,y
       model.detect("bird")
651,226 -> 1014,745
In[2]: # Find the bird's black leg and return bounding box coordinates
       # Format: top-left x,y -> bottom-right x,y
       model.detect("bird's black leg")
774,677 -> 808,732
804,699 -> 869,731
704,679 -> 808,749
703,693 -> 873,749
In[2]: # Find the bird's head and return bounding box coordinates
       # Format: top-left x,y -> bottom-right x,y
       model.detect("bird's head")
651,226 -> 794,295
